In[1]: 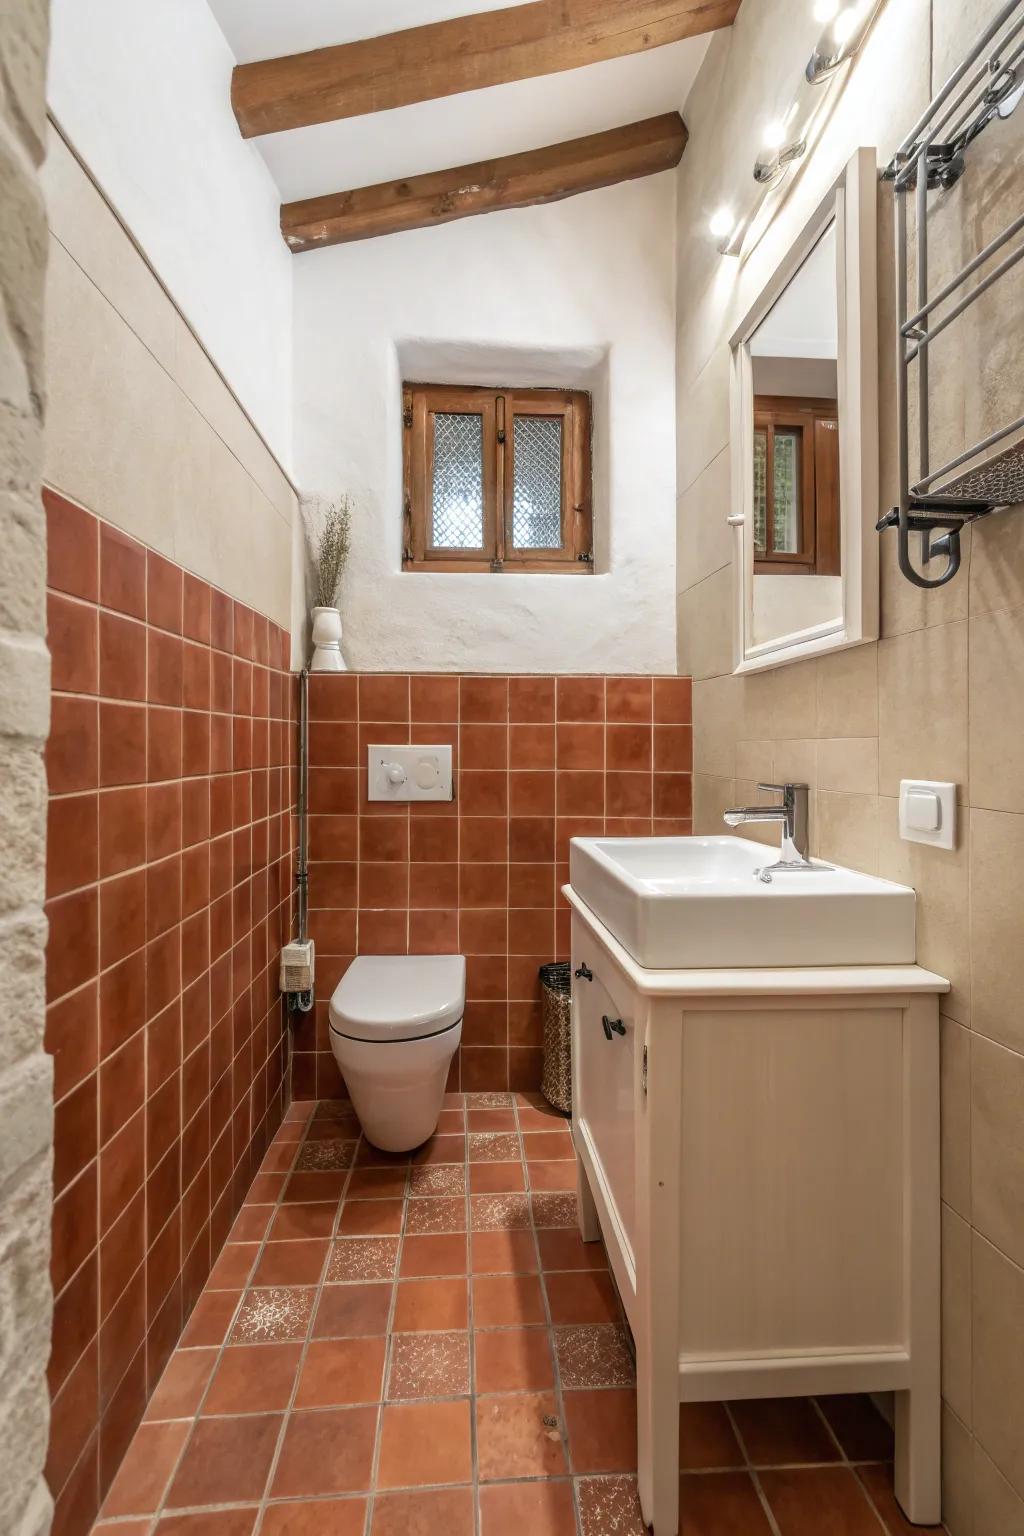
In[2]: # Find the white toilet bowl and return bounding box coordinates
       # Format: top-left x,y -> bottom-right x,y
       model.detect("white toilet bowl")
328,953 -> 465,1152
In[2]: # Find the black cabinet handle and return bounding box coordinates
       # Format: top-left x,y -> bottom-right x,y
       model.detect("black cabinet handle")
601,1015 -> 626,1040
574,963 -> 593,981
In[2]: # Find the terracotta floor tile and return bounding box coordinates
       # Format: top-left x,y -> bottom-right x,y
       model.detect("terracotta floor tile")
399,1233 -> 467,1277
554,1324 -> 634,1388
471,1229 -> 538,1274
678,1471 -> 773,1535
855,1463 -> 944,1535
261,1499 -> 367,1536
370,1486 -> 475,1536
327,1237 -> 399,1282
530,1193 -> 577,1228
144,1348 -> 216,1420
412,1135 -> 466,1166
409,1164 -> 466,1197
564,1388 -> 638,1473
167,1413 -> 282,1508
295,1337 -> 387,1407
156,1513 -> 257,1535
467,1092 -> 514,1109
101,1420 -> 189,1515
545,1270 -> 620,1325
348,1166 -> 410,1199
576,1475 -> 646,1536
470,1161 -> 527,1193
393,1276 -> 468,1331
760,1466 -> 886,1535
522,1131 -> 575,1160
678,1401 -> 745,1470
229,1205 -> 274,1242
376,1400 -> 473,1489
528,1161 -> 577,1192
338,1198 -> 405,1236
817,1394 -> 894,1462
479,1479 -> 577,1536
355,1143 -> 411,1168
253,1238 -> 330,1286
95,1524 -> 150,1535
471,1194 -> 531,1231
180,1288 -> 241,1346
388,1331 -> 470,1399
472,1273 -> 546,1326
517,1105 -> 568,1131
476,1390 -> 568,1481
284,1170 -> 349,1204
231,1287 -> 315,1343
405,1196 -> 466,1234
207,1243 -> 259,1288
468,1109 -> 518,1132
203,1343 -> 303,1414
729,1397 -> 840,1466
469,1132 -> 523,1163
537,1229 -> 607,1271
312,1282 -> 393,1338
294,1138 -> 357,1171
436,1109 -> 467,1133
268,1202 -> 338,1241
475,1327 -> 554,1392
271,1406 -> 377,1498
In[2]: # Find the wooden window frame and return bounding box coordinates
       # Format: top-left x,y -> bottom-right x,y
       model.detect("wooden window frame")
753,394 -> 839,577
402,382 -> 593,573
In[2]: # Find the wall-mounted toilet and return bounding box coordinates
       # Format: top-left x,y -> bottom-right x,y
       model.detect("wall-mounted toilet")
328,953 -> 465,1152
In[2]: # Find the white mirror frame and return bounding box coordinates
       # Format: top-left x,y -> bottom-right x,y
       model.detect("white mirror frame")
729,146 -> 879,674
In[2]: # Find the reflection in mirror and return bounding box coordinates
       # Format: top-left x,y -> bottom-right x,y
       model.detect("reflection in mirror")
748,220 -> 841,648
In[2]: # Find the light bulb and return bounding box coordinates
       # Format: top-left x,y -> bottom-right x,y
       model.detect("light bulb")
833,2 -> 863,45
762,120 -> 787,150
812,0 -> 840,20
709,207 -> 735,240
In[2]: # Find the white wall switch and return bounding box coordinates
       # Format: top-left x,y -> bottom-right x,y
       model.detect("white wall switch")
368,744 -> 453,802
898,780 -> 956,849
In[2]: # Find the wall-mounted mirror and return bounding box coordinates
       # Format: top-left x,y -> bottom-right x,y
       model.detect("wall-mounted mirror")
730,147 -> 879,672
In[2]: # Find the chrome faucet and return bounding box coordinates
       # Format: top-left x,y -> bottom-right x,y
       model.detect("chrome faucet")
723,782 -> 825,877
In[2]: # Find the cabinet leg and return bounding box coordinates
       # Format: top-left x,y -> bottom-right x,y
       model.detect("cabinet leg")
894,1387 -> 941,1526
576,1158 -> 601,1242
637,1353 -> 679,1535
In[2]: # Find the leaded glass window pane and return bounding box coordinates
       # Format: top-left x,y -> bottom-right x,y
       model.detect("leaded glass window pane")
772,429 -> 801,552
753,429 -> 768,558
431,412 -> 484,548
512,416 -> 563,549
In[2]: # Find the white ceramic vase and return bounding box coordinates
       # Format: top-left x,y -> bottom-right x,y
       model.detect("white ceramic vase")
310,605 -> 347,671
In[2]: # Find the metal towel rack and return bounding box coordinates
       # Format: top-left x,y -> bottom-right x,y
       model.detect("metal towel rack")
877,0 -> 1024,588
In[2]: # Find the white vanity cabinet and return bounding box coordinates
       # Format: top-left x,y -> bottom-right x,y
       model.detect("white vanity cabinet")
568,888 -> 948,1536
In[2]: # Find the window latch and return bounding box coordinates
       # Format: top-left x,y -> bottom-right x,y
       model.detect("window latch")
490,558 -> 504,573
403,405 -> 413,429
577,551 -> 594,565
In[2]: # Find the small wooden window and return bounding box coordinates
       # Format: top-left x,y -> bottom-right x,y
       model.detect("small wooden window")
402,382 -> 593,573
753,395 -> 840,576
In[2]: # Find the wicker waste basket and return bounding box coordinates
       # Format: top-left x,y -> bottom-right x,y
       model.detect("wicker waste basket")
539,961 -> 572,1114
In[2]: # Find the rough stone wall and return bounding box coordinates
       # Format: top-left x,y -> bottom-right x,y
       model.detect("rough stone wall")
0,3 -> 54,1535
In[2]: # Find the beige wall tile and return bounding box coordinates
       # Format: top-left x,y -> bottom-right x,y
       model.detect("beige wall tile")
692,674 -> 742,779
942,1203 -> 973,1428
817,737 -> 878,795
675,343 -> 730,496
970,810 -> 1024,1057
969,604 -> 1024,814
972,1234 -> 1024,1500
971,1034 -> 1024,1272
943,1402 -> 976,1536
969,509 -> 1024,621
762,657 -> 818,742
676,446 -> 733,595
878,622 -> 969,802
772,738 -> 818,790
816,643 -> 879,739
692,772 -> 737,836
813,790 -> 881,874
735,739 -> 772,784
973,1442 -> 1024,1536
678,563 -> 734,681
940,1016 -> 973,1220
877,800 -> 970,1024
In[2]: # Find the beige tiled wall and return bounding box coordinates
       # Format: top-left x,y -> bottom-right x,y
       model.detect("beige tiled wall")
676,3 -> 1024,1530
40,125 -> 298,637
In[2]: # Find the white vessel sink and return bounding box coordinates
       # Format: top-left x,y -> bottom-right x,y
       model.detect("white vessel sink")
568,835 -> 916,969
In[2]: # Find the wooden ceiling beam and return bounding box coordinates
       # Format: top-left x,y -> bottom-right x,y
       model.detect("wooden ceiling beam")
232,0 -> 740,139
280,112 -> 688,253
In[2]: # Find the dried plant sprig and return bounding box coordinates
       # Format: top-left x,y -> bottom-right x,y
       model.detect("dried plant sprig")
313,497 -> 352,608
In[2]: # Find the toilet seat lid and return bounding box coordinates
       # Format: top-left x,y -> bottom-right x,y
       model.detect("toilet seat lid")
328,954 -> 466,1042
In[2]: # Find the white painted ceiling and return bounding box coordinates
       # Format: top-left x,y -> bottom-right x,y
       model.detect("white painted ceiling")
207,0 -> 711,203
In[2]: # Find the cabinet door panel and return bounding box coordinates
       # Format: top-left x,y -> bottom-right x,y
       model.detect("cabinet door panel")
571,935 -> 636,1253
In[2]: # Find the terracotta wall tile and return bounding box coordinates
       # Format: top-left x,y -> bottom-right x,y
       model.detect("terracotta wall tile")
44,491 -> 294,1526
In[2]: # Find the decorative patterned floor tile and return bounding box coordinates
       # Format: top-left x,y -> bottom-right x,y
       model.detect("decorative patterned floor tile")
530,1192 -> 578,1228
387,1331 -> 470,1400
409,1164 -> 466,1196
295,1138 -> 358,1171
327,1238 -> 400,1283
471,1193 -> 531,1230
554,1325 -> 635,1388
405,1196 -> 467,1234
469,1132 -> 523,1162
465,1092 -> 514,1108
576,1475 -> 646,1536
230,1287 -> 314,1343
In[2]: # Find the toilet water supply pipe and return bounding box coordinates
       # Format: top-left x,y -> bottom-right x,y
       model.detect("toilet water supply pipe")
293,667 -> 314,1012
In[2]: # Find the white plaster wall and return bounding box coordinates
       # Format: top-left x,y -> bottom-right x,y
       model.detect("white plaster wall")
293,175 -> 678,674
47,0 -> 294,470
